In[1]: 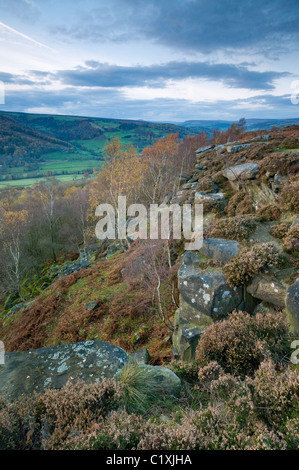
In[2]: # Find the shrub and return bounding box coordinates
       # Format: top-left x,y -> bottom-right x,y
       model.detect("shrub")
252,359 -> 299,427
168,360 -> 199,383
270,223 -> 290,239
209,215 -> 258,241
223,242 -> 279,287
195,177 -> 216,194
195,310 -> 289,377
0,378 -> 122,450
256,204 -> 281,222
280,179 -> 299,212
226,192 -> 254,217
283,225 -> 299,254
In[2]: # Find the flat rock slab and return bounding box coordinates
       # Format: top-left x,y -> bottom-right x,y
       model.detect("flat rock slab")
0,340 -> 129,401
199,238 -> 240,264
194,191 -> 225,203
247,274 -> 286,307
227,143 -> 252,153
222,163 -> 259,181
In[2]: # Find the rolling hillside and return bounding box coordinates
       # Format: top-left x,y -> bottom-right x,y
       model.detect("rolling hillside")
0,111 -> 196,187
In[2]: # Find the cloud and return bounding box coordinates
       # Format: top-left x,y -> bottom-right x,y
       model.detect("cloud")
0,71 -> 36,85
54,60 -> 288,90
1,86 -> 297,122
50,0 -> 299,54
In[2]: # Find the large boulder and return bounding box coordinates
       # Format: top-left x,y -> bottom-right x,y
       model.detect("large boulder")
140,365 -> 182,397
173,253 -> 243,361
195,145 -> 214,155
226,143 -> 252,153
247,275 -> 286,307
286,278 -> 299,334
222,163 -> 259,181
199,238 -> 240,264
194,191 -> 225,204
173,298 -> 213,362
0,340 -> 129,401
245,182 -> 277,209
178,263 -> 243,320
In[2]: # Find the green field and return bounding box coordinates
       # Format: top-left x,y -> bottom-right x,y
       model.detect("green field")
0,110 -> 197,189
0,174 -> 89,189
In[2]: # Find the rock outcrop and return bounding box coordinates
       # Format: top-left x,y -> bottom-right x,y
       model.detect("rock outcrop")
222,163 -> 260,181
199,238 -> 240,264
173,249 -> 243,361
0,340 -> 129,400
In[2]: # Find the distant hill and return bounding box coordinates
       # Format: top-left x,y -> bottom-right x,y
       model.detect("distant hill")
0,111 -> 194,158
0,114 -> 72,166
0,111 -> 195,187
176,118 -> 299,134
0,110 -> 298,188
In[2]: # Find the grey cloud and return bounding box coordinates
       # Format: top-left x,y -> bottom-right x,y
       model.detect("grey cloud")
1,86 -> 297,122
51,0 -> 299,54
55,61 -> 289,90
0,72 -> 35,85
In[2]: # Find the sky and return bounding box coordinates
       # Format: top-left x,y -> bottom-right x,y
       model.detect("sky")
0,0 -> 298,122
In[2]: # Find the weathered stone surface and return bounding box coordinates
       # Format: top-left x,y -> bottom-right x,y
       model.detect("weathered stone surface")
194,191 -> 225,204
195,145 -> 214,154
106,242 -> 125,259
226,143 -> 252,153
291,217 -> 299,228
180,250 -> 208,267
199,238 -> 240,264
182,183 -> 193,190
131,348 -> 151,364
222,163 -> 259,181
84,301 -> 99,311
247,275 -> 286,307
178,263 -> 243,320
173,298 -> 213,362
58,258 -> 90,277
140,365 -> 182,397
286,278 -> 299,334
246,182 -> 278,209
0,340 -> 129,401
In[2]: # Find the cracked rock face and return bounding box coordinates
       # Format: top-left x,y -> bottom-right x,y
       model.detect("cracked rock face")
178,263 -> 242,320
173,252 -> 243,362
199,238 -> 240,265
222,163 -> 260,181
0,340 -> 129,401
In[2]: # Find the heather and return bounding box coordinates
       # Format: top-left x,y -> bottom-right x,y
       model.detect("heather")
0,309 -> 298,450
0,125 -> 299,451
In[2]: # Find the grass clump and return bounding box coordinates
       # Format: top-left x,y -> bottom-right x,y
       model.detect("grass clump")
118,361 -> 162,414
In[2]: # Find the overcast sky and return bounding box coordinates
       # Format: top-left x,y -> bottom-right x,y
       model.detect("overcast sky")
0,0 -> 298,121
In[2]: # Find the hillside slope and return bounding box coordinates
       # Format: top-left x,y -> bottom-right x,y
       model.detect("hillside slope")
1,125 -> 298,364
